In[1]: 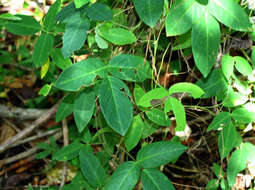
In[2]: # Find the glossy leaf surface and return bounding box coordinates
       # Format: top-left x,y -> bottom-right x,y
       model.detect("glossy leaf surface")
231,108 -> 255,124
142,169 -> 176,190
192,10 -> 220,77
138,88 -> 169,107
134,0 -> 164,28
165,0 -> 194,36
221,54 -> 234,80
169,82 -> 204,98
79,148 -> 106,188
61,12 -> 90,57
74,89 -> 95,132
5,15 -> 41,35
56,94 -> 75,122
99,26 -> 136,45
227,143 -> 255,186
137,141 -> 187,168
53,142 -> 84,161
33,33 -> 54,67
218,122 -> 241,159
165,97 -> 186,131
84,3 -> 113,21
146,109 -> 171,127
207,112 -> 231,131
99,76 -> 133,136
108,54 -> 151,82
43,0 -> 61,31
208,0 -> 251,31
124,115 -> 144,151
54,58 -> 107,91
105,161 -> 140,190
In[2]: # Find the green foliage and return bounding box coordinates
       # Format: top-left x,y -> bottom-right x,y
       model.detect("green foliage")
2,0 -> 255,189
99,76 -> 133,135
141,169 -> 176,190
136,141 -> 187,168
134,0 -> 164,28
104,161 -> 140,190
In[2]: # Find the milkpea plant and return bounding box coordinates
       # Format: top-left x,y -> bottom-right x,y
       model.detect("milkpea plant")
1,0 -> 255,189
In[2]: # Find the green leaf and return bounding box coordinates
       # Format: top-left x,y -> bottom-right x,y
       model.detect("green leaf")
74,0 -> 90,8
192,10 -> 220,77
53,142 -> 84,161
165,0 -> 194,36
225,142 -> 255,186
33,32 -> 54,67
218,122 -> 241,159
137,141 -> 187,168
61,12 -> 90,58
142,119 -> 159,139
141,169 -> 176,190
124,115 -> 144,151
221,54 -> 234,80
208,0 -> 252,32
39,84 -> 51,96
231,108 -> 255,124
146,109 -> 171,127
207,112 -> 231,131
234,56 -> 253,77
196,69 -> 228,98
108,54 -> 151,82
252,46 -> 255,69
5,15 -> 41,35
172,31 -> 191,51
54,58 -> 107,91
138,88 -> 169,107
43,0 -> 61,31
84,3 -> 113,21
99,76 -> 133,136
56,3 -> 76,23
74,89 -> 95,133
223,88 -> 248,107
98,25 -> 136,45
56,93 -> 75,122
195,0 -> 208,5
35,150 -> 51,159
95,33 -> 108,49
164,97 -> 186,131
206,179 -> 219,190
169,82 -> 204,98
134,84 -> 146,104
105,161 -> 140,190
134,0 -> 164,28
51,48 -> 72,70
0,13 -> 22,21
79,148 -> 106,188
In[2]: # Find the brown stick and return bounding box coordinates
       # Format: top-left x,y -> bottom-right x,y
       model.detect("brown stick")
59,119 -> 69,190
0,103 -> 59,154
0,105 -> 47,120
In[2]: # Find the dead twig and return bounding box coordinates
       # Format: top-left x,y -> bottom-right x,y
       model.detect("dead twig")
0,103 -> 59,153
0,131 -> 63,167
59,119 -> 69,190
10,128 -> 61,148
0,105 -> 47,120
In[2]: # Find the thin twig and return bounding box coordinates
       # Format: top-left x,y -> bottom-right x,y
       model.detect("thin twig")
10,128 -> 61,148
0,103 -> 59,153
59,119 -> 69,190
0,131 -> 63,166
0,105 -> 47,120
